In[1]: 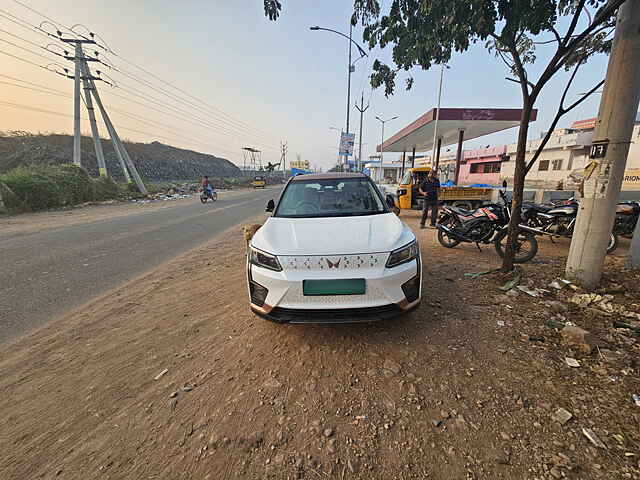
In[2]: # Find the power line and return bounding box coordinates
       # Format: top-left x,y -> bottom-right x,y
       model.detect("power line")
9,1 -> 279,144
0,9 -> 51,41
11,0 -> 73,33
0,48 -> 46,69
0,74 -> 255,154
0,99 -> 241,159
0,73 -> 67,94
0,36 -> 55,62
0,79 -> 67,97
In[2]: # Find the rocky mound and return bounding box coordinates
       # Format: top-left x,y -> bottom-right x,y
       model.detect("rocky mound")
0,132 -> 240,181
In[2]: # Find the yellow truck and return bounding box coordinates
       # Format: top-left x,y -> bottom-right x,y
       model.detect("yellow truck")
251,175 -> 266,189
395,166 -> 493,212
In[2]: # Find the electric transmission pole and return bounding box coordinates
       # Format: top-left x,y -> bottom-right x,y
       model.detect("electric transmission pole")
59,37 -> 147,194
73,43 -> 82,166
80,58 -> 107,176
354,92 -> 369,172
280,141 -> 288,178
566,0 -> 640,285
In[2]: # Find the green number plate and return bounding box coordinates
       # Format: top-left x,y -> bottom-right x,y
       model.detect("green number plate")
303,279 -> 366,296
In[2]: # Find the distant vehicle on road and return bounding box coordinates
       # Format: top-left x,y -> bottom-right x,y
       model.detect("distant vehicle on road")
247,172 -> 421,323
252,175 -> 267,189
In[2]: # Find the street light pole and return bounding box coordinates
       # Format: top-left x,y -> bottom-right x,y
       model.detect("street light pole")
431,64 -> 448,172
376,115 -> 398,182
310,24 -> 368,172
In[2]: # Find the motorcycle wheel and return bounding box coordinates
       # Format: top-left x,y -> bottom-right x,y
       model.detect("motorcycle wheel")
494,229 -> 538,264
436,215 -> 460,248
200,196 -> 207,204
606,233 -> 618,254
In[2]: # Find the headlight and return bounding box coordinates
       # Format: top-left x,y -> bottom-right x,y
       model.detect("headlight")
249,246 -> 282,272
386,240 -> 419,268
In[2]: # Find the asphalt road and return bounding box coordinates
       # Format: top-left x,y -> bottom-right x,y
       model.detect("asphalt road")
0,187 -> 278,343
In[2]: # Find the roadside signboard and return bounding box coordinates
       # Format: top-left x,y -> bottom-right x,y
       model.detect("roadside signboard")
623,168 -> 640,191
339,133 -> 355,156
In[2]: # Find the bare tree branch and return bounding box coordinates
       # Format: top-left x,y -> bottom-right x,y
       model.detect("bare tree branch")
525,61 -> 604,174
550,26 -> 562,45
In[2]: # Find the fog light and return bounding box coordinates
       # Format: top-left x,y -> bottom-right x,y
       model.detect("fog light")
401,273 -> 420,303
249,280 -> 268,307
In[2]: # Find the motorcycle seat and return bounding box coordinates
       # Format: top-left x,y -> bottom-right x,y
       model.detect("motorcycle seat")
523,203 -> 553,213
448,206 -> 474,216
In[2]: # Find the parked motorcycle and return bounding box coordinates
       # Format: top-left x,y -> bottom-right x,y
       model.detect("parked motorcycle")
521,198 -> 619,254
613,201 -> 639,238
200,188 -> 218,203
437,185 -> 539,263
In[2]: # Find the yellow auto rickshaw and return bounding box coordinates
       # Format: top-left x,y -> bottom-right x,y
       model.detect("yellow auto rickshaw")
251,175 -> 266,189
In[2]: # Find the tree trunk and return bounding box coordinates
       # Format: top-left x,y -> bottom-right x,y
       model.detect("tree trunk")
501,102 -> 533,272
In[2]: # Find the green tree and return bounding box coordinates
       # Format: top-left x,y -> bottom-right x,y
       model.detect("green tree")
264,0 -> 623,271
352,0 -> 623,271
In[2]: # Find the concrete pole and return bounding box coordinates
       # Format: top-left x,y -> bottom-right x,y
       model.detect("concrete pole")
79,57 -> 107,176
355,92 -> 369,173
380,121 -> 385,183
454,129 -> 465,185
628,210 -> 640,268
566,0 -> 640,286
431,64 -> 445,168
73,43 -> 82,166
87,75 -> 131,183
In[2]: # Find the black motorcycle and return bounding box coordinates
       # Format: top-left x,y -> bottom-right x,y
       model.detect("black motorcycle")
614,201 -> 639,238
437,186 -> 539,263
521,198 -> 619,254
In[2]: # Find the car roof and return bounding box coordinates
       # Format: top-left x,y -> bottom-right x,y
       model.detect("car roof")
290,172 -> 368,182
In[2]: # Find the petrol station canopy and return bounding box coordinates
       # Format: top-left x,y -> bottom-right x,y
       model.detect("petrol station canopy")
376,108 -> 537,153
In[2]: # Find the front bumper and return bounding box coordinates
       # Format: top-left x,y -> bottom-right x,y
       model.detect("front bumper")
248,256 -> 421,324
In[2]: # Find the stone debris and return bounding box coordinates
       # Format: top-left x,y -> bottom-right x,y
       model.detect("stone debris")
551,408 -> 573,425
582,428 -> 607,449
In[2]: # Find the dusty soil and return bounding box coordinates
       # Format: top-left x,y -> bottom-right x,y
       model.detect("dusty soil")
0,188 -> 253,236
0,211 -> 638,480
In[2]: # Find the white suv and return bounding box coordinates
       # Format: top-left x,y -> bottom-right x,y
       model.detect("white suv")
247,172 -> 421,323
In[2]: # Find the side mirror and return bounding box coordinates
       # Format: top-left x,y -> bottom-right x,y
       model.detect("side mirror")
385,194 -> 396,209
502,180 -> 508,188
266,199 -> 275,212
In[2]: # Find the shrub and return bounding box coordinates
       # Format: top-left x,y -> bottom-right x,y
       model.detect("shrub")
0,164 -> 124,213
92,175 -> 122,201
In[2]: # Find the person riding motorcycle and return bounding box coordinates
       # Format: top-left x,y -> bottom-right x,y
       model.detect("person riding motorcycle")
202,176 -> 214,197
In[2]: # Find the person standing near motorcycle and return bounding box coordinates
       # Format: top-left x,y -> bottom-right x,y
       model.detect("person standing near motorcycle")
419,170 -> 440,229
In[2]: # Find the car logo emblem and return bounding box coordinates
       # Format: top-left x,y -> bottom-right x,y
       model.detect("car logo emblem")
326,258 -> 341,269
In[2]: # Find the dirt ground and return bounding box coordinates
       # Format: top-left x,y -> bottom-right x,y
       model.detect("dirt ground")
0,188 -> 251,236
1,211 -> 639,480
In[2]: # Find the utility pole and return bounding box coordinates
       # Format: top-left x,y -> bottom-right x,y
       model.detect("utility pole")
354,92 -> 369,172
280,141 -> 288,178
73,43 -> 82,166
566,0 -> 640,286
86,74 -> 131,184
430,64 -> 447,169
79,57 -> 107,176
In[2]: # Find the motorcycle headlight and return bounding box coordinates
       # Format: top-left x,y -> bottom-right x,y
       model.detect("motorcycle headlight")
386,240 -> 419,268
249,246 -> 282,272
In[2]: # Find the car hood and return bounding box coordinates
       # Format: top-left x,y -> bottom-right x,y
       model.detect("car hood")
252,213 -> 414,256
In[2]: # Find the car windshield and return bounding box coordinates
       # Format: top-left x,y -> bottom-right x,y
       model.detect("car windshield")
275,178 -> 387,218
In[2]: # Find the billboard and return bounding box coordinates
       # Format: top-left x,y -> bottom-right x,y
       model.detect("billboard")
623,168 -> 640,191
290,160 -> 310,169
339,132 -> 355,156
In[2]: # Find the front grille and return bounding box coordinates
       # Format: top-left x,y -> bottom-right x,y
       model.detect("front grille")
269,304 -> 402,323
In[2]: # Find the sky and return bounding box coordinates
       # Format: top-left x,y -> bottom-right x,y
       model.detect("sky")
0,0 -> 609,171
